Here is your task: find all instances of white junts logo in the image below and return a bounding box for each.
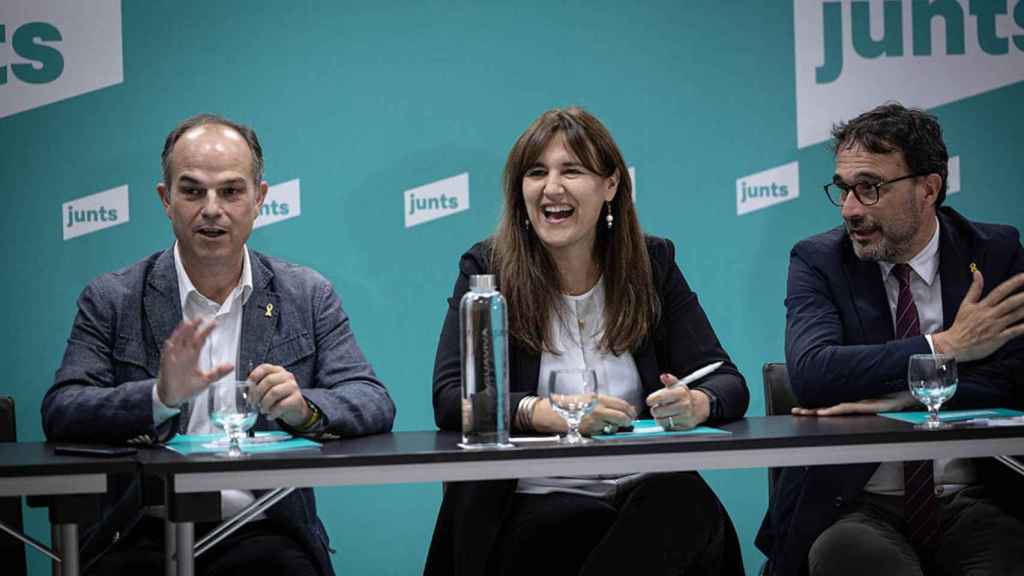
[736,161,800,216]
[404,172,469,228]
[62,185,129,240]
[1,0,123,119]
[794,0,1024,148]
[254,179,301,229]
[947,155,961,196]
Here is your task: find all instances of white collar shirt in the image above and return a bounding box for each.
[150,243,257,519]
[865,219,976,496]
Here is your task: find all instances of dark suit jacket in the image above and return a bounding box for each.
[43,248,397,575]
[424,236,749,576]
[756,207,1024,576]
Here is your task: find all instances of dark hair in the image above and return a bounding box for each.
[160,114,264,185]
[831,102,949,205]
[492,107,659,355]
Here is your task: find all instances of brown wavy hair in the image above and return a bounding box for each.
[492,107,659,355]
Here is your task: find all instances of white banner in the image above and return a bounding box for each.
[62,184,129,240]
[795,0,1024,148]
[254,179,302,229]
[1,0,123,119]
[404,172,469,228]
[737,161,800,216]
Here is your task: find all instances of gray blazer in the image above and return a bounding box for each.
[43,248,396,575]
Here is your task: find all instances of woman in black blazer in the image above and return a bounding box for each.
[426,107,749,576]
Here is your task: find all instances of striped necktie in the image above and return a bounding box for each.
[893,263,940,552]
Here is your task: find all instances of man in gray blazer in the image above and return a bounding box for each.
[43,114,396,575]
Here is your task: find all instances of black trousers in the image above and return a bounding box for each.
[808,486,1024,576]
[491,472,742,576]
[86,516,319,576]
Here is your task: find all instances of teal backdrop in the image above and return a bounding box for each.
[2,1,1023,574]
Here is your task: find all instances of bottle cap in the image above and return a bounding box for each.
[469,274,496,291]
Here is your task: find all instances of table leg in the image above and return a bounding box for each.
[165,519,176,576]
[58,524,78,576]
[175,522,194,576]
[995,455,1024,477]
[51,524,61,576]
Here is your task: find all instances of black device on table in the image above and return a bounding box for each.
[54,444,137,457]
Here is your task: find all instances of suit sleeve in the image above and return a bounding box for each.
[302,280,396,437]
[786,231,1024,409]
[431,254,470,431]
[43,282,176,443]
[657,239,749,422]
[784,247,930,407]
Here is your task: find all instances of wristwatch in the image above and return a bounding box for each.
[701,388,721,421]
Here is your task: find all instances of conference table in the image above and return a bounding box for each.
[0,443,137,576]
[134,414,1024,576]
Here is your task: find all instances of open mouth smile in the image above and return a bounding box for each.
[541,205,575,223]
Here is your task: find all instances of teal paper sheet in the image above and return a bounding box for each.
[879,408,1024,424]
[591,419,731,441]
[164,431,321,455]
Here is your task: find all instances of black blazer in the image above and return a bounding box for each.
[425,235,749,576]
[756,207,1024,575]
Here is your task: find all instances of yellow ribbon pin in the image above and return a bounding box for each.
[969,262,978,274]
[265,303,274,318]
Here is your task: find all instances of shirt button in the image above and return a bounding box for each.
[935,486,944,496]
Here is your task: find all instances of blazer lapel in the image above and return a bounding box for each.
[514,347,540,393]
[841,237,894,342]
[144,249,184,362]
[632,338,661,396]
[143,249,187,429]
[238,252,280,378]
[937,214,972,330]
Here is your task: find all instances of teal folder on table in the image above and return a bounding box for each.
[591,419,731,441]
[879,408,1024,425]
[165,431,321,455]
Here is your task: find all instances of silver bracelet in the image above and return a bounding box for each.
[516,395,539,432]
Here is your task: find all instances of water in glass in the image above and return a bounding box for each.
[546,369,597,444]
[907,354,957,429]
[208,379,258,456]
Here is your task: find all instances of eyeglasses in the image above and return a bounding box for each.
[824,173,926,207]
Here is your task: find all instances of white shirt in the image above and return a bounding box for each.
[864,220,977,496]
[150,243,260,518]
[537,279,644,412]
[518,278,644,498]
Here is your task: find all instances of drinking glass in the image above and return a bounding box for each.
[208,379,258,457]
[546,369,598,445]
[907,354,958,429]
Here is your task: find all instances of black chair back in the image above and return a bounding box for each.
[762,363,797,509]
[0,396,28,576]
[763,362,797,417]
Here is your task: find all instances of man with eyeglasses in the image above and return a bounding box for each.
[756,103,1024,576]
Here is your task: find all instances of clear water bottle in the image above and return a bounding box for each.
[459,274,512,449]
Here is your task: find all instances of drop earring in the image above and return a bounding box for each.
[605,201,614,230]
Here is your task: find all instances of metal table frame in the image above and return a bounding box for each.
[137,415,1024,576]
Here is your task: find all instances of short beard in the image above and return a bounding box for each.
[851,236,905,262]
[848,198,922,263]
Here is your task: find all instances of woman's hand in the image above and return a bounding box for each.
[528,398,570,434]
[580,395,637,436]
[646,373,711,430]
